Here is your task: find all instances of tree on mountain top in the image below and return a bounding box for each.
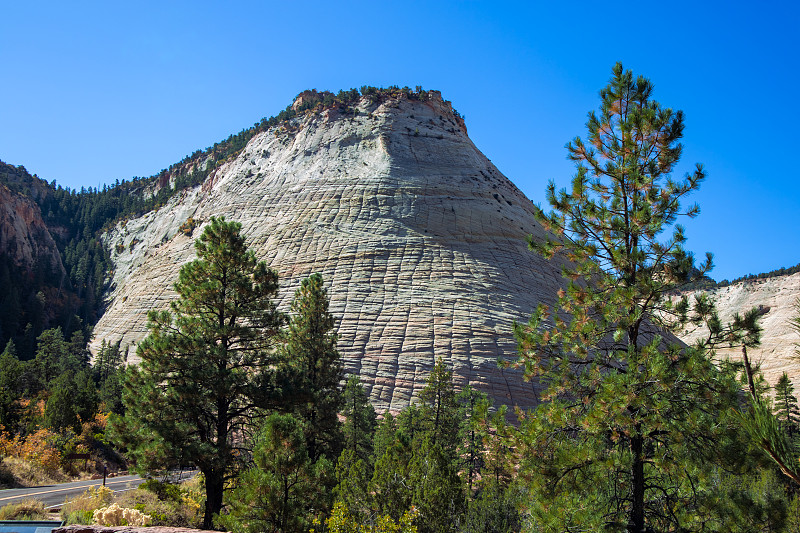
[514,63,761,532]
[110,217,284,529]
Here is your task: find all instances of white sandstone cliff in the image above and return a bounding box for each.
[91,92,567,412]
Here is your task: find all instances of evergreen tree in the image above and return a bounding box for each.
[514,63,761,532]
[374,359,469,532]
[370,413,413,521]
[218,413,332,533]
[409,438,465,533]
[280,273,343,463]
[110,217,283,529]
[775,372,800,439]
[341,375,377,463]
[333,449,373,524]
[372,411,399,464]
[93,340,126,414]
[44,369,97,432]
[416,357,461,454]
[334,375,378,521]
[456,385,487,494]
[30,327,71,391]
[0,340,23,429]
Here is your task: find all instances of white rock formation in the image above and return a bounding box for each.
[92,92,569,412]
[678,273,800,387]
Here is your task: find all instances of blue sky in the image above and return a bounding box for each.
[2,1,798,281]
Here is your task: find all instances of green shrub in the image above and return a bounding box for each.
[63,509,94,525]
[116,486,202,528]
[0,498,47,520]
[140,479,183,502]
[60,485,113,523]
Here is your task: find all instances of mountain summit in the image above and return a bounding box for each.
[92,89,566,412]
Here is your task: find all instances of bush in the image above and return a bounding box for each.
[0,498,47,520]
[317,501,418,533]
[2,456,66,486]
[141,479,183,502]
[116,483,203,528]
[61,485,113,523]
[179,217,198,236]
[93,502,151,526]
[18,428,62,474]
[0,460,17,488]
[63,509,94,525]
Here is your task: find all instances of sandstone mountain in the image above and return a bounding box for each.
[678,273,800,387]
[90,90,568,413]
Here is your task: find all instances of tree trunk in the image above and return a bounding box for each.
[203,467,224,530]
[629,432,645,532]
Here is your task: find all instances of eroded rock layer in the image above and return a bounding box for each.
[678,273,800,387]
[92,92,568,412]
[0,182,64,275]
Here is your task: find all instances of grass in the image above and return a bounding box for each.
[61,485,114,524]
[60,477,204,528]
[0,457,68,487]
[0,498,48,520]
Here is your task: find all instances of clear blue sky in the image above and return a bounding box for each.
[2,1,798,282]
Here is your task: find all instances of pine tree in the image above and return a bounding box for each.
[333,448,373,524]
[456,385,487,494]
[218,413,332,533]
[30,327,71,391]
[409,438,465,533]
[775,372,800,439]
[514,63,761,532]
[110,217,283,529]
[93,339,126,414]
[341,375,377,462]
[280,273,343,463]
[371,413,413,521]
[0,340,22,429]
[406,359,467,532]
[44,369,97,432]
[416,357,461,454]
[93,339,123,384]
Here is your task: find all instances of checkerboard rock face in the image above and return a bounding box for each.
[91,92,570,413]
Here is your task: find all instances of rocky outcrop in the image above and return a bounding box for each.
[91,91,570,412]
[0,182,64,275]
[676,273,800,387]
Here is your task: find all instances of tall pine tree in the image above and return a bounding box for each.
[110,217,283,529]
[514,63,760,532]
[280,273,343,463]
[774,372,800,439]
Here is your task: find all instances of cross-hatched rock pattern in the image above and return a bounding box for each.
[92,92,570,412]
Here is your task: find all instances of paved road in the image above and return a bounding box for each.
[0,471,196,509]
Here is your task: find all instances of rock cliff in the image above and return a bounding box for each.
[677,273,800,387]
[90,91,569,412]
[0,182,64,276]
